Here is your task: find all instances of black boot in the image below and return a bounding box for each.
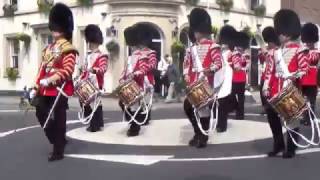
[86,126,101,132]
[188,134,199,147]
[127,123,140,137]
[48,145,64,162]
[195,134,208,148]
[283,128,299,159]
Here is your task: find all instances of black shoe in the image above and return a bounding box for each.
[86,126,101,132]
[126,125,140,137]
[282,151,296,159]
[195,135,208,148]
[48,153,64,162]
[188,135,199,147]
[267,148,283,157]
[216,127,226,133]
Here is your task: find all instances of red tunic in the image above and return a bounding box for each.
[228,50,247,83]
[299,48,320,86]
[80,51,108,89]
[264,42,309,98]
[182,39,222,87]
[35,40,77,96]
[258,49,268,81]
[120,48,157,88]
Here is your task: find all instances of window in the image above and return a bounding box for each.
[9,39,20,69]
[41,34,53,48]
[250,0,262,10]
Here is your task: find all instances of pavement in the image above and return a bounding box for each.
[1,91,320,180]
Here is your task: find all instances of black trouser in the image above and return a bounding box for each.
[216,95,232,131]
[231,82,246,118]
[84,105,104,129]
[183,99,210,137]
[301,85,317,113]
[35,96,68,153]
[266,104,299,153]
[260,79,267,108]
[119,101,150,131]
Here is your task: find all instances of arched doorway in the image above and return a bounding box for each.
[128,22,163,62]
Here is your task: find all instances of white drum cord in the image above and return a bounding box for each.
[284,102,320,148]
[77,93,102,125]
[123,91,153,126]
[192,98,218,136]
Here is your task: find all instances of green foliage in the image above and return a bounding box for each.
[6,67,19,81]
[242,26,254,39]
[77,0,93,7]
[16,33,31,44]
[37,0,53,14]
[185,0,200,6]
[253,4,266,17]
[212,26,219,37]
[216,0,233,12]
[171,40,185,55]
[106,40,120,56]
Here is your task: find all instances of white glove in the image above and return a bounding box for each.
[29,89,37,99]
[39,79,49,87]
[133,71,143,76]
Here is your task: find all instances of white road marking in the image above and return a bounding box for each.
[67,119,273,146]
[65,154,174,166]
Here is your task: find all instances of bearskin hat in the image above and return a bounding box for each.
[188,27,196,44]
[49,3,74,41]
[301,23,319,43]
[274,9,301,40]
[135,23,153,47]
[189,8,212,34]
[84,24,103,45]
[235,31,250,49]
[262,26,280,46]
[218,25,237,46]
[124,25,138,46]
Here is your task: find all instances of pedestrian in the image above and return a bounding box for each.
[164,56,179,103]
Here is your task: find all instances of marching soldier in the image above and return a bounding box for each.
[215,25,237,132]
[263,9,309,158]
[30,3,78,161]
[183,8,222,148]
[79,24,108,132]
[119,24,157,137]
[229,31,250,120]
[300,23,320,125]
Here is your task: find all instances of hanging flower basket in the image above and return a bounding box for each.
[212,26,219,38]
[185,0,200,6]
[37,0,53,14]
[171,40,185,55]
[106,40,120,57]
[16,33,31,50]
[242,26,254,39]
[254,4,266,17]
[2,3,17,17]
[6,67,19,81]
[216,0,233,12]
[77,0,93,7]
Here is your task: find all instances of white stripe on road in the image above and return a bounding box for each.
[164,148,320,162]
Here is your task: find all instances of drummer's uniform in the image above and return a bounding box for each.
[264,41,309,156]
[300,48,320,113]
[228,49,247,119]
[34,39,77,154]
[183,39,222,145]
[79,50,108,130]
[119,48,157,134]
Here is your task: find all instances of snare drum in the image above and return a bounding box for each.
[74,79,100,105]
[269,83,307,124]
[186,79,215,110]
[117,79,143,107]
